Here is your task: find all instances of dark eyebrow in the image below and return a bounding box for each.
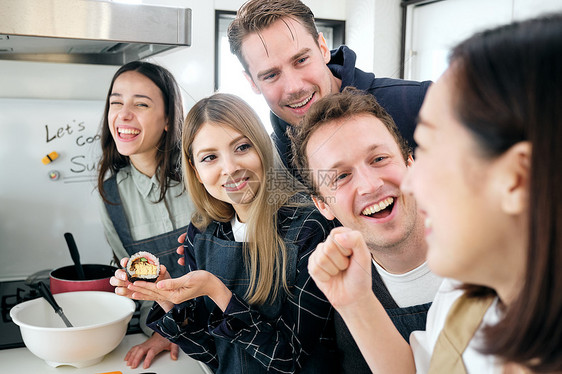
[195,135,248,158]
[109,93,153,102]
[257,67,278,80]
[326,144,382,170]
[292,48,311,61]
[256,48,311,80]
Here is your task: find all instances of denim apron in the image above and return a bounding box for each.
[335,262,431,374]
[192,215,332,374]
[103,175,187,278]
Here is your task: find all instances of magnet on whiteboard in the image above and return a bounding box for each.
[48,170,60,181]
[42,151,59,165]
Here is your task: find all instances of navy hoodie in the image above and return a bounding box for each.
[271,45,432,171]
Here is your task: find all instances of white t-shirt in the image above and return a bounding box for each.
[373,260,443,307]
[231,215,248,242]
[410,279,503,374]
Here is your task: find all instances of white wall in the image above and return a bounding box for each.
[404,0,562,82]
[346,0,403,78]
[0,61,118,100]
[346,0,375,73]
[372,0,402,78]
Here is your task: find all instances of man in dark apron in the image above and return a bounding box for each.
[289,88,443,373]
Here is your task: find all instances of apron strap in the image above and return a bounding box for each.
[204,221,220,236]
[372,263,400,309]
[428,293,495,374]
[103,174,134,246]
[282,208,304,244]
[281,207,313,287]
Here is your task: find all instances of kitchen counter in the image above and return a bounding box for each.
[0,333,213,374]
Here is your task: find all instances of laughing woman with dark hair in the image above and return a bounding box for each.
[97,61,194,370]
[307,13,562,374]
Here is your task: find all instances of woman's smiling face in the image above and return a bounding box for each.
[401,70,525,289]
[190,122,263,222]
[107,70,167,169]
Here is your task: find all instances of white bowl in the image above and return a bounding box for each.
[10,291,135,368]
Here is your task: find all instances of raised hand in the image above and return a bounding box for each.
[308,227,373,310]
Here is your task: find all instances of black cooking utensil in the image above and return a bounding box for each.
[35,281,73,328]
[64,232,85,280]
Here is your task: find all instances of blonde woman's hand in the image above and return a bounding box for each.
[154,270,233,311]
[123,264,174,311]
[176,232,187,266]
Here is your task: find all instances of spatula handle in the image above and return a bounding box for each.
[36,281,73,327]
[64,232,86,280]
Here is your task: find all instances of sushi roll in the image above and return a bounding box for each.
[126,251,160,282]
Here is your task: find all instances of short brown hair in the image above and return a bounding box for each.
[289,87,411,196]
[227,0,318,73]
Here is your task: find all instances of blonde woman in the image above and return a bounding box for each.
[112,93,336,373]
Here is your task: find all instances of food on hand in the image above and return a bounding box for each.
[126,251,160,282]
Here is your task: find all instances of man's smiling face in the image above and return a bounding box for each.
[241,17,340,126]
[306,114,420,251]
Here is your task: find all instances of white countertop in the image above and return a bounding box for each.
[0,334,213,374]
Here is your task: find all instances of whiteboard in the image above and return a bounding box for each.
[0,98,114,280]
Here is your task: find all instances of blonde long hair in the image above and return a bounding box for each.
[182,93,306,305]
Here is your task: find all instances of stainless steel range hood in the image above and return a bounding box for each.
[0,0,191,65]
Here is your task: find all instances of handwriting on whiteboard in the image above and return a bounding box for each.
[44,119,102,184]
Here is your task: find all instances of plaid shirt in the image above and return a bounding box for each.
[147,206,335,373]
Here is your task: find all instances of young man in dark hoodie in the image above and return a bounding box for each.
[227,0,431,173]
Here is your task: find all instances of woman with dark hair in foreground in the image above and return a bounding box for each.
[308,13,562,373]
